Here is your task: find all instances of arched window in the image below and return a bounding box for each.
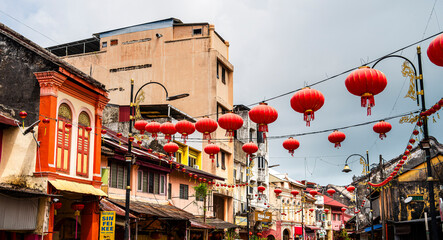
[76,112,91,177]
[56,103,72,173]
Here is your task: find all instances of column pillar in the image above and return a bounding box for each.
[34,71,66,173]
[92,96,108,185]
[81,199,100,240]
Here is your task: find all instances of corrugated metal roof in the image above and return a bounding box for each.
[193,217,238,229]
[190,220,215,229]
[100,199,137,218]
[49,179,107,197]
[109,198,194,220]
[322,195,348,208]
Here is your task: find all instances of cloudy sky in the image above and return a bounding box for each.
[1,0,442,186]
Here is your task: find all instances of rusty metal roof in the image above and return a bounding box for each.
[109,198,194,220]
[190,220,215,229]
[193,217,238,229]
[100,199,137,218]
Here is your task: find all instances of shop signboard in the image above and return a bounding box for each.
[100,211,115,240]
[254,211,272,222]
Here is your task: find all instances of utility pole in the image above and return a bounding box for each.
[380,155,386,240]
[417,46,439,240]
[246,154,250,239]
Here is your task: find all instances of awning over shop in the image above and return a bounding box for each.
[49,179,107,196]
[193,218,238,229]
[190,220,215,229]
[294,226,303,235]
[0,112,19,126]
[100,199,136,218]
[109,198,194,220]
[364,224,382,232]
[306,225,321,230]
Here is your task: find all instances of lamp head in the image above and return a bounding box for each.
[342,164,352,173]
[166,93,189,101]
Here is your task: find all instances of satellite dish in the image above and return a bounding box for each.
[404,197,412,204]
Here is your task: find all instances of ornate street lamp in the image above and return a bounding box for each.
[124,80,188,240]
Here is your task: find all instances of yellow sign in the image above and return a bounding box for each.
[254,211,272,222]
[235,216,247,226]
[100,211,115,240]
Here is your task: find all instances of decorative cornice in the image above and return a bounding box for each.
[34,71,67,97]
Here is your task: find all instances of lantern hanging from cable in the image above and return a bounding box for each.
[291,190,299,197]
[218,112,243,141]
[290,87,325,126]
[175,120,195,143]
[71,202,84,239]
[341,207,346,212]
[427,33,443,67]
[160,121,176,142]
[274,188,282,197]
[163,142,179,158]
[242,142,259,161]
[309,190,318,197]
[53,201,62,215]
[347,185,355,193]
[195,116,218,142]
[328,130,346,148]
[134,120,148,134]
[324,209,329,214]
[373,120,392,140]
[145,121,161,139]
[282,137,300,156]
[326,188,336,196]
[257,185,266,193]
[248,102,278,139]
[19,111,27,129]
[204,143,220,162]
[42,118,50,135]
[345,66,387,115]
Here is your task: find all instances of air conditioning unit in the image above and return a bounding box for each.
[193,165,200,170]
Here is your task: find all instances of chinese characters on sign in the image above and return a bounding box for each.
[100,211,115,240]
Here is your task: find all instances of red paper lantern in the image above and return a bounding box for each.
[101,129,107,134]
[160,122,176,142]
[373,121,392,140]
[324,209,329,214]
[390,172,396,176]
[175,120,195,143]
[326,188,336,196]
[328,130,346,148]
[85,126,92,132]
[175,163,181,169]
[309,190,318,197]
[394,166,400,171]
[347,186,355,193]
[188,173,193,178]
[195,116,218,142]
[407,145,413,150]
[182,168,186,173]
[193,174,197,179]
[439,99,443,106]
[341,207,346,212]
[345,66,387,115]
[65,123,72,129]
[204,143,220,162]
[42,118,50,124]
[248,102,278,138]
[404,150,410,156]
[257,186,266,193]
[283,137,300,156]
[145,121,161,139]
[399,159,405,164]
[134,120,148,134]
[163,142,179,157]
[291,190,299,197]
[409,139,415,144]
[290,87,325,126]
[137,140,142,145]
[413,130,419,136]
[309,208,314,212]
[128,137,134,142]
[433,104,441,111]
[242,142,259,161]
[116,132,122,138]
[218,112,243,139]
[71,202,84,211]
[427,33,443,67]
[417,121,423,127]
[274,188,282,196]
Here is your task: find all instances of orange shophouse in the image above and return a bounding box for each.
[0,22,109,240]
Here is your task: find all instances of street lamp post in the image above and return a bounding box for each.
[124,79,189,240]
[343,151,373,240]
[370,47,439,240]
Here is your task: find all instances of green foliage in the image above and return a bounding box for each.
[224,229,240,240]
[338,229,351,240]
[250,234,266,240]
[193,183,208,199]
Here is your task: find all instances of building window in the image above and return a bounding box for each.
[56,103,72,173]
[189,156,196,168]
[233,169,237,182]
[193,28,202,35]
[216,153,219,168]
[216,62,219,79]
[109,162,127,189]
[176,152,182,164]
[110,39,118,46]
[137,169,165,194]
[168,183,172,199]
[221,151,226,170]
[76,112,90,177]
[221,67,226,84]
[102,42,107,48]
[180,184,189,199]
